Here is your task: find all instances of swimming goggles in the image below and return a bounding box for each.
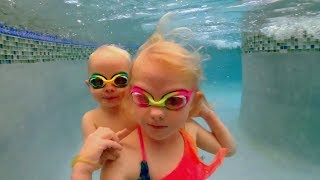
[130,86,194,110]
[88,72,129,89]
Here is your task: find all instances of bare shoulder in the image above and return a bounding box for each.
[81,109,99,139]
[101,130,141,179]
[82,110,98,127]
[185,118,201,139]
[83,108,100,120]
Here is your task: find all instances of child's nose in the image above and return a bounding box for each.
[150,107,165,121]
[104,83,115,92]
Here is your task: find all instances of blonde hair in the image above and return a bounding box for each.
[132,39,209,117]
[133,19,203,86]
[89,44,131,63]
[135,42,203,85]
[130,12,214,117]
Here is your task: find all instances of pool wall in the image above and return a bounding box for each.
[0,24,97,64]
[240,33,320,164]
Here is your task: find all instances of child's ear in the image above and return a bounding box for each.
[189,90,204,118]
[85,80,90,88]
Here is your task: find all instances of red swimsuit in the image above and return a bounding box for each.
[137,126,228,180]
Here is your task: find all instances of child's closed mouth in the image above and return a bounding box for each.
[102,96,119,100]
[147,124,168,129]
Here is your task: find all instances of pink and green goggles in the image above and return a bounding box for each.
[130,86,195,110]
[88,72,128,89]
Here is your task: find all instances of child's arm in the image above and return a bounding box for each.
[100,132,140,179]
[190,97,236,157]
[72,163,94,180]
[72,127,130,179]
[197,107,236,156]
[82,112,97,140]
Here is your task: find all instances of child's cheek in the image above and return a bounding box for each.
[133,107,146,123]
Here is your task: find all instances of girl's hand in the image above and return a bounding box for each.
[192,100,212,118]
[77,127,124,171]
[99,128,131,163]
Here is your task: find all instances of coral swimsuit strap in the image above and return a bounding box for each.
[162,128,228,180]
[137,126,151,180]
[137,126,228,180]
[179,128,229,176]
[138,126,147,161]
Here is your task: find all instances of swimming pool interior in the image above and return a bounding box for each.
[1,0,320,179]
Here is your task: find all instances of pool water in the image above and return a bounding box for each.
[1,0,320,179]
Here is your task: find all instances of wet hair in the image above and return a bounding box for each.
[89,44,131,63]
[130,12,212,116]
[133,33,203,86]
[133,12,206,85]
[87,44,132,76]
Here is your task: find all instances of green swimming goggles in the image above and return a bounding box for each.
[88,72,129,89]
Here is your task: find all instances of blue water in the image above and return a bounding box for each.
[1,0,320,179]
[0,48,319,180]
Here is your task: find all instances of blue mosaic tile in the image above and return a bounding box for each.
[0,33,96,64]
[242,33,320,53]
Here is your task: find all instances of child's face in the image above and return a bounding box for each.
[131,59,196,140]
[87,52,131,108]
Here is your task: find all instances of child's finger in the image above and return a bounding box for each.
[110,133,120,143]
[101,140,123,151]
[101,146,121,157]
[107,149,120,158]
[94,127,115,140]
[103,153,118,161]
[97,128,120,142]
[100,149,120,161]
[116,128,133,140]
[96,127,121,143]
[104,149,120,159]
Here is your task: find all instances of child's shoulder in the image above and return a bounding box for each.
[83,108,98,117]
[84,107,116,120]
[81,109,101,128]
[82,109,97,121]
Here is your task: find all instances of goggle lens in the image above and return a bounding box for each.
[131,92,150,107]
[130,87,193,110]
[113,76,128,88]
[165,95,187,110]
[89,73,128,89]
[89,77,104,88]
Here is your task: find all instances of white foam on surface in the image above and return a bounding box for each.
[209,39,241,49]
[260,14,320,40]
